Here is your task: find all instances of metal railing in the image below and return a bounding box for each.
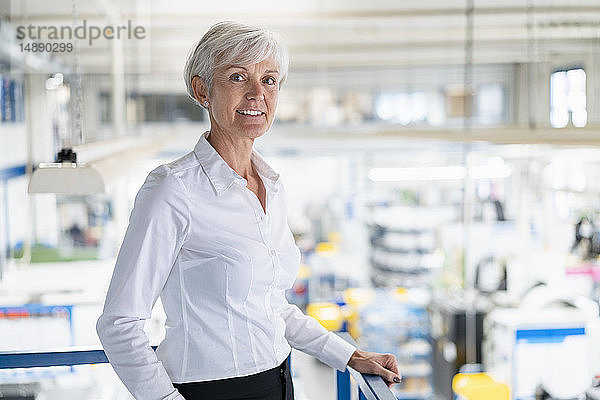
[0,341,395,400]
[335,332,397,400]
[336,366,397,400]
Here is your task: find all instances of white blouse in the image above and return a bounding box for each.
[96,132,356,400]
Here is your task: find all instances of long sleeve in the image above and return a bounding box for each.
[279,300,356,372]
[96,167,190,400]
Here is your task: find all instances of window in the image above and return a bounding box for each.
[550,68,586,128]
[374,91,445,126]
[477,84,504,125]
[99,93,205,123]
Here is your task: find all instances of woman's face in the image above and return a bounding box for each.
[203,56,280,140]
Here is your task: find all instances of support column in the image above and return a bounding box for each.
[111,26,126,138]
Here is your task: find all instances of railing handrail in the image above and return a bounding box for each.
[0,339,396,400]
[346,368,397,400]
[0,346,156,369]
[336,332,397,400]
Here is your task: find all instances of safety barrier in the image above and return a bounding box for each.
[336,367,397,400]
[0,346,118,369]
[335,332,397,400]
[0,341,395,400]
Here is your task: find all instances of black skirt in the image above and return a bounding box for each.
[173,356,294,400]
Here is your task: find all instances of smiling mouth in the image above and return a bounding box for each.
[236,109,265,116]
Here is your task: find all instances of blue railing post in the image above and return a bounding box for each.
[336,368,352,400]
[359,388,368,400]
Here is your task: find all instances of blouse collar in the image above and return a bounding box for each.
[193,131,280,196]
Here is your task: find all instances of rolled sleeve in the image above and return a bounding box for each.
[96,167,190,400]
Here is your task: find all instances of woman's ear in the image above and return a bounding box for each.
[191,76,209,107]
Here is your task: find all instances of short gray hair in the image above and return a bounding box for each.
[184,21,289,106]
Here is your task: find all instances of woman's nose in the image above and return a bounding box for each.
[245,79,264,101]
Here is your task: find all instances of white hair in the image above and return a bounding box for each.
[184,21,289,107]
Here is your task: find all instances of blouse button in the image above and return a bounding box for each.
[270,249,276,256]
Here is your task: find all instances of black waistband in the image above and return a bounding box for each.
[174,357,289,399]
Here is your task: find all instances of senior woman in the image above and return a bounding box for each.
[97,21,401,400]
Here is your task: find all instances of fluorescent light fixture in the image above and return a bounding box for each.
[468,165,511,179]
[28,162,105,194]
[369,164,511,182]
[369,166,465,181]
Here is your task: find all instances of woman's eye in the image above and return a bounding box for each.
[230,74,244,82]
[263,76,276,85]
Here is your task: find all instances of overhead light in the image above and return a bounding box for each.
[369,166,466,181]
[45,73,64,90]
[28,148,105,194]
[369,164,511,182]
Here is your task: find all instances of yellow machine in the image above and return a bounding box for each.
[452,372,510,400]
[342,288,375,339]
[306,302,345,332]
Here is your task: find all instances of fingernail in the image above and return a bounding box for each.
[393,377,401,383]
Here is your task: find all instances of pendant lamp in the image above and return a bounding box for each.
[28,1,105,195]
[28,148,105,194]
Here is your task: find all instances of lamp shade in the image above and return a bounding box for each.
[28,162,105,194]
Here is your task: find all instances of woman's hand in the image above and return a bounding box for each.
[347,349,402,388]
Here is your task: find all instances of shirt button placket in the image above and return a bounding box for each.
[264,213,274,255]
